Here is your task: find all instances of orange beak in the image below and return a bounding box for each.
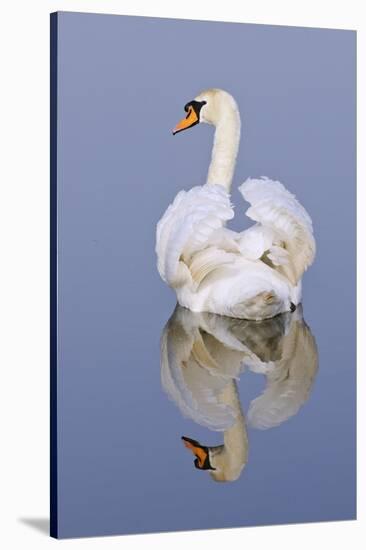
[172,106,199,135]
[181,436,208,468]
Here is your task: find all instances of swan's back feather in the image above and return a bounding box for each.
[156,185,234,287]
[189,246,236,285]
[239,177,316,285]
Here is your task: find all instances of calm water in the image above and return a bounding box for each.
[54,12,356,538]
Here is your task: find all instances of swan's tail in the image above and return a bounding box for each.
[239,177,316,285]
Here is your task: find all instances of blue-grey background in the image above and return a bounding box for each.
[55,12,356,538]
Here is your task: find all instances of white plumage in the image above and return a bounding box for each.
[156,89,316,320]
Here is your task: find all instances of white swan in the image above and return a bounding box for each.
[156,89,316,320]
[160,305,318,482]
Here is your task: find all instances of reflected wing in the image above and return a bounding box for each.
[160,308,239,431]
[247,308,318,429]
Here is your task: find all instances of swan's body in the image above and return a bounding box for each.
[156,89,315,320]
[161,305,318,481]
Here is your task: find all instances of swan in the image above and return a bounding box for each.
[160,304,318,482]
[156,89,316,320]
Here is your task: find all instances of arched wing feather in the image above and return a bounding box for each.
[239,177,316,285]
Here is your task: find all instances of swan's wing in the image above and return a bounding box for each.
[238,177,316,285]
[156,185,234,288]
[247,311,318,429]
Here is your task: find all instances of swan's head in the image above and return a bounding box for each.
[182,435,246,482]
[172,88,239,135]
[181,436,216,471]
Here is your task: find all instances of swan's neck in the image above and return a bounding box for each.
[206,108,241,192]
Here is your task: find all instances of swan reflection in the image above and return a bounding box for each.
[160,305,318,482]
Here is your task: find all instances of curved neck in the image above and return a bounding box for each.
[210,380,248,481]
[221,380,247,460]
[206,108,241,192]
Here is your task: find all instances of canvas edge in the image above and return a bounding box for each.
[50,10,58,540]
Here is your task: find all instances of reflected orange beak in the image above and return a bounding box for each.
[181,436,208,468]
[172,106,199,135]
